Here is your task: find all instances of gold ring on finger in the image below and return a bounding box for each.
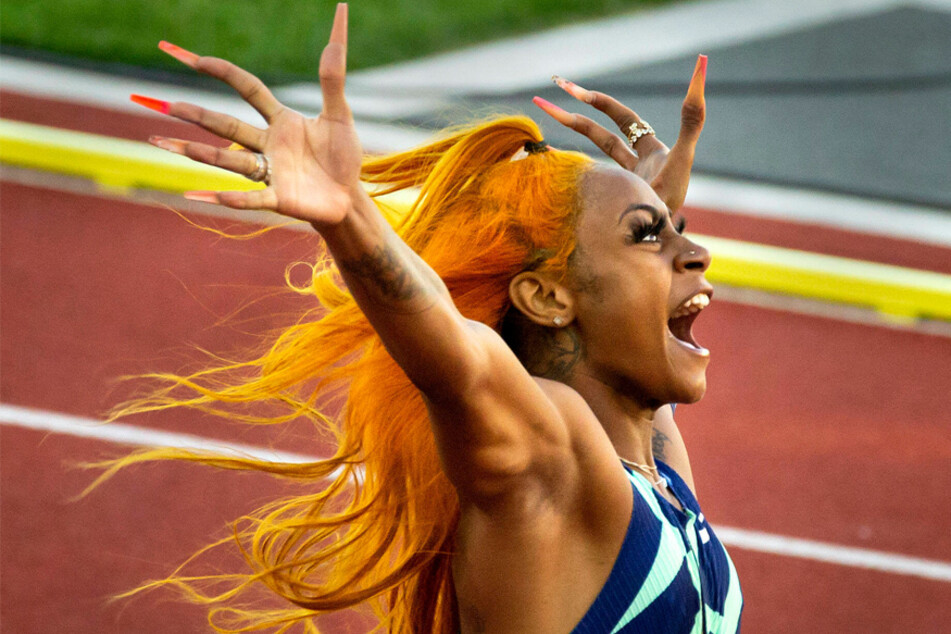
[626,120,655,147]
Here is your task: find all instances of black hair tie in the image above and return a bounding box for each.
[524,140,549,154]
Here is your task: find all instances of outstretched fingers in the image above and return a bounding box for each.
[532,97,639,172]
[153,137,279,209]
[651,55,707,211]
[319,3,351,123]
[553,76,668,160]
[131,94,267,150]
[159,41,283,123]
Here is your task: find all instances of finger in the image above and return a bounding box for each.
[171,101,269,150]
[158,41,199,68]
[185,189,279,211]
[131,94,268,151]
[149,135,261,177]
[678,54,707,143]
[532,96,574,126]
[552,76,668,158]
[319,3,351,123]
[159,41,283,122]
[196,57,284,122]
[532,97,638,171]
[651,55,707,211]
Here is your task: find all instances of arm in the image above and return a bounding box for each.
[323,174,568,506]
[141,6,569,507]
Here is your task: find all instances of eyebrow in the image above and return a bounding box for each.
[617,204,664,225]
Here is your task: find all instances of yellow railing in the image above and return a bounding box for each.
[2,118,949,321]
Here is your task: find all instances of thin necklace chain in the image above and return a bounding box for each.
[618,457,667,489]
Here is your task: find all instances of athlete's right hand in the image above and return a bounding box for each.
[135,3,362,230]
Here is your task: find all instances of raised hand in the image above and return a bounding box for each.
[533,55,707,213]
[131,3,361,229]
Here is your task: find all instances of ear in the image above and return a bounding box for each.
[508,271,576,327]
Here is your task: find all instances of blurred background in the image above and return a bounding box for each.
[2,0,950,632]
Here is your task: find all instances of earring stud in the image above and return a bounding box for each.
[553,316,565,327]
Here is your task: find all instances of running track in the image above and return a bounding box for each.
[2,91,951,633]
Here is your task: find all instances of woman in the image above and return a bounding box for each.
[112,4,742,632]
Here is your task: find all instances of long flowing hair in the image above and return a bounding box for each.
[92,115,593,633]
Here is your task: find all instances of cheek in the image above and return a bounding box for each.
[604,269,669,323]
[577,272,668,344]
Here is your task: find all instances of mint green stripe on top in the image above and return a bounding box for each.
[610,522,688,633]
[705,550,744,633]
[626,470,667,522]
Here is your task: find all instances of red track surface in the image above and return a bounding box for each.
[2,92,951,633]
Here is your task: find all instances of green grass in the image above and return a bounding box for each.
[1,0,676,82]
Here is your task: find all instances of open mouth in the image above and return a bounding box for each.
[667,292,710,350]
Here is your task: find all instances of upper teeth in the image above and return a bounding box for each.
[670,293,710,318]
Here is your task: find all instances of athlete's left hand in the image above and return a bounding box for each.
[533,55,706,213]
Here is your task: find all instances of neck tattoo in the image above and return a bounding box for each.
[619,457,668,490]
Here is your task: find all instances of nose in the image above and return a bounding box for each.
[674,240,711,273]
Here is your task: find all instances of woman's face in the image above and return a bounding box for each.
[568,165,713,407]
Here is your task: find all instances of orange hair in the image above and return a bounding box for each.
[95,115,594,633]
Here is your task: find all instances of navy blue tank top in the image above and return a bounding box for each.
[571,461,743,633]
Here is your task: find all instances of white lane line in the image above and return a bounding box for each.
[3,402,951,582]
[716,526,951,583]
[0,402,318,464]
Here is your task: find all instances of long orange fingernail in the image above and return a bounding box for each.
[130,94,170,114]
[685,55,707,104]
[532,96,573,125]
[158,41,200,68]
[184,190,220,204]
[552,75,593,104]
[149,135,187,153]
[695,54,708,83]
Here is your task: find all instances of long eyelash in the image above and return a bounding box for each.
[628,215,667,243]
[675,216,687,234]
